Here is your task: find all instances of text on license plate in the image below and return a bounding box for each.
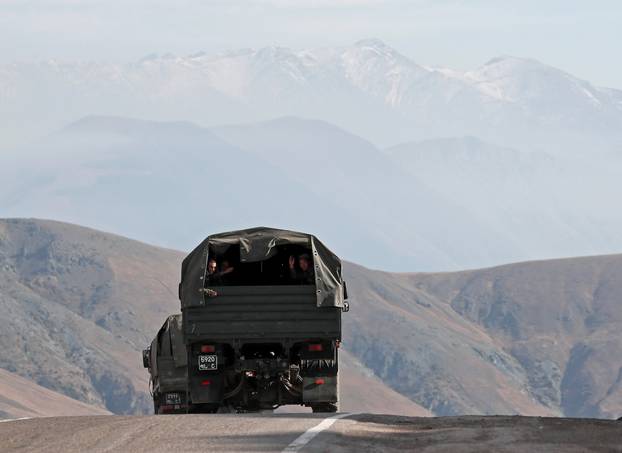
[198,354,218,371]
[164,392,182,405]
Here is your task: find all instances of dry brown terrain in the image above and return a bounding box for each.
[344,258,622,418]
[0,368,110,419]
[338,350,432,416]
[1,218,621,420]
[0,218,184,414]
[0,218,430,417]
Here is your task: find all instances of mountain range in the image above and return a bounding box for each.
[2,39,621,271]
[1,39,621,150]
[1,115,621,272]
[1,219,620,419]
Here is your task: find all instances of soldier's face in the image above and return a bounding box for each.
[299,258,310,272]
[208,261,217,274]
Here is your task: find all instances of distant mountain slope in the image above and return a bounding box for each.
[214,117,622,269]
[338,350,432,416]
[0,218,433,416]
[408,255,622,418]
[277,350,433,416]
[4,115,621,271]
[0,116,376,260]
[1,40,621,149]
[0,218,183,414]
[385,137,622,263]
[344,262,557,417]
[1,115,501,271]
[213,116,501,270]
[0,368,111,419]
[345,255,622,419]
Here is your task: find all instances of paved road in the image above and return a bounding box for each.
[1,413,620,452]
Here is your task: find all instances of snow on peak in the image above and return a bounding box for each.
[475,55,563,83]
[461,55,609,107]
[339,40,429,106]
[2,41,621,148]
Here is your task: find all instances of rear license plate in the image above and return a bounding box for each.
[198,354,218,371]
[164,392,182,405]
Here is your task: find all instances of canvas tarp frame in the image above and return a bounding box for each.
[179,227,344,309]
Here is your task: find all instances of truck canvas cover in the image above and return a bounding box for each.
[180,227,344,309]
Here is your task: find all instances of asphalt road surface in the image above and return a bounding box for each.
[1,413,620,452]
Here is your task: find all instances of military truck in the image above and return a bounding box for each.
[142,314,188,414]
[179,227,349,413]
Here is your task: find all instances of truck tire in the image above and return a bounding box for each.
[153,395,161,415]
[311,403,338,413]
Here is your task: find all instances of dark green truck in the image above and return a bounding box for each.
[179,227,349,413]
[142,314,188,414]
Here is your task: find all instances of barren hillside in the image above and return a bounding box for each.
[0,368,110,419]
[344,257,622,418]
[1,218,620,419]
[0,218,428,416]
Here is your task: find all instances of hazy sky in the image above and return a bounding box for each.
[1,0,621,87]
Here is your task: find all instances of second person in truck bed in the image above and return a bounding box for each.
[288,253,314,284]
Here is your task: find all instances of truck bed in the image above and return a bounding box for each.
[183,285,341,343]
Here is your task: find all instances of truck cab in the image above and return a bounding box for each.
[143,314,188,414]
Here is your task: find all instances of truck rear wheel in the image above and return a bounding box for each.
[153,394,161,415]
[311,403,338,413]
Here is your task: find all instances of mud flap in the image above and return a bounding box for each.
[189,373,225,404]
[302,376,338,403]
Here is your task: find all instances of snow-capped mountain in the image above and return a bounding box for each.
[2,39,621,150]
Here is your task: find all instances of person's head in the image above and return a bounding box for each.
[298,254,311,272]
[221,260,232,271]
[208,259,217,274]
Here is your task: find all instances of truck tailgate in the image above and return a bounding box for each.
[183,285,341,341]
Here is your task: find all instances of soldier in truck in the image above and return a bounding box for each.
[218,260,236,285]
[288,253,314,284]
[206,258,221,285]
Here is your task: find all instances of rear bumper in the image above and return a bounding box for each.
[158,403,188,414]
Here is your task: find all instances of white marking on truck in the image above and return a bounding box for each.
[281,413,355,452]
